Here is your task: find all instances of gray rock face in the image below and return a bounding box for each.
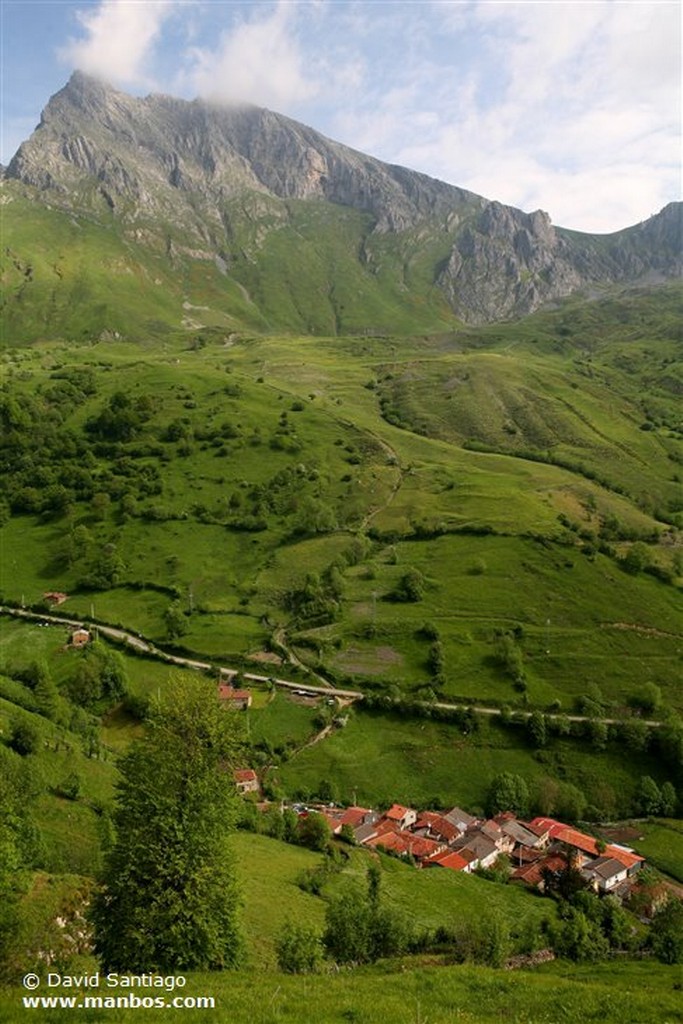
[6,72,681,323]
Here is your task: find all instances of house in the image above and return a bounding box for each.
[338,806,377,830]
[366,829,444,863]
[443,805,477,832]
[233,769,259,795]
[582,856,629,893]
[218,684,252,709]
[477,819,515,853]
[499,819,545,851]
[382,803,418,830]
[71,628,91,648]
[44,591,68,605]
[411,812,461,844]
[354,820,380,845]
[425,849,472,873]
[512,853,568,891]
[451,832,499,871]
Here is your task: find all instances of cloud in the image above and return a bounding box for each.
[332,2,680,231]
[59,0,173,88]
[184,2,318,109]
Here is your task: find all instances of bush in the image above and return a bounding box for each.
[275,920,324,973]
[8,719,41,756]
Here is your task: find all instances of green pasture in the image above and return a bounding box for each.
[276,706,670,815]
[630,819,683,882]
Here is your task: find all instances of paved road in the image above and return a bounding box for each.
[0,605,663,726]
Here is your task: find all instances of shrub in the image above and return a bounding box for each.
[275,921,324,973]
[8,719,41,756]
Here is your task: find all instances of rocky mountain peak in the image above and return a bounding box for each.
[5,73,681,325]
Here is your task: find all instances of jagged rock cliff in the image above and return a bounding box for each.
[5,72,681,325]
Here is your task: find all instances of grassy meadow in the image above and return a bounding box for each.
[1,205,682,1022]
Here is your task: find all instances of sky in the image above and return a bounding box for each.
[1,0,680,233]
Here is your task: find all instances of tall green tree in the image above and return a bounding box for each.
[92,679,245,972]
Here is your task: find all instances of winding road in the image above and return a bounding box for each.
[1,604,666,729]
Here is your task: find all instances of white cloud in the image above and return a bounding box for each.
[48,0,679,231]
[184,2,318,109]
[332,2,681,231]
[59,0,173,88]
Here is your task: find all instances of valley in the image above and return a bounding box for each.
[0,70,681,1024]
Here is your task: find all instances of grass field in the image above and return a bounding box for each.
[1,299,681,716]
[629,820,683,882]
[2,960,682,1024]
[275,706,670,816]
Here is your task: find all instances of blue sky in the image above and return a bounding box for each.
[1,0,680,232]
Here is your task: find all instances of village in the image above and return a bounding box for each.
[233,764,647,901]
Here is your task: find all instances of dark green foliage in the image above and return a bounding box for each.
[649,899,683,964]
[493,630,525,686]
[8,718,40,756]
[0,748,46,978]
[635,775,662,815]
[323,866,410,965]
[628,682,662,715]
[527,711,547,748]
[550,905,610,962]
[392,568,426,602]
[57,771,82,801]
[91,679,246,972]
[487,772,529,816]
[65,641,128,710]
[296,812,332,852]
[164,601,188,639]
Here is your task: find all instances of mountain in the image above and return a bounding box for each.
[3,71,681,333]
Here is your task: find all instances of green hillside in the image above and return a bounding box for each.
[1,189,681,1017]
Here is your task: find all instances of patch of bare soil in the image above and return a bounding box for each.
[334,644,403,675]
[597,825,643,843]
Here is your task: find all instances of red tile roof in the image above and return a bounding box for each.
[528,817,567,838]
[512,853,567,887]
[385,803,413,821]
[218,685,252,701]
[233,769,258,783]
[426,850,470,872]
[339,806,372,828]
[530,820,644,871]
[412,812,460,842]
[367,830,442,861]
[604,845,644,870]
[554,826,600,857]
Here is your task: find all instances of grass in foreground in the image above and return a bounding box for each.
[1,960,682,1024]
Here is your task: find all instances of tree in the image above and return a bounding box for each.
[296,811,332,852]
[650,899,683,964]
[164,601,188,640]
[393,568,426,602]
[527,711,547,748]
[323,866,409,965]
[486,772,529,816]
[620,542,650,575]
[92,679,246,972]
[660,781,678,817]
[34,672,59,721]
[8,719,40,757]
[587,719,608,752]
[635,775,662,816]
